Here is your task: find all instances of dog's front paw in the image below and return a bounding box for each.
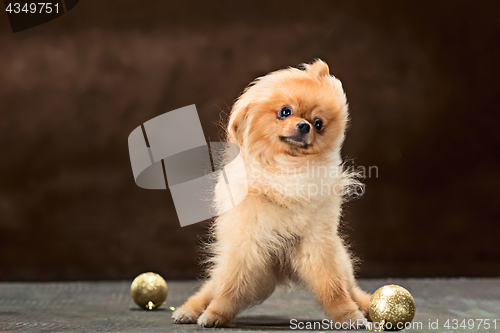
[337,309,367,329]
[197,309,230,328]
[172,305,200,324]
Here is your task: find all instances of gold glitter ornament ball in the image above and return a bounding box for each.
[130,272,168,310]
[369,285,415,331]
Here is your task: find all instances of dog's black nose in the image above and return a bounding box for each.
[297,122,310,134]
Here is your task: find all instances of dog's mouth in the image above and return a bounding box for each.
[280,136,309,148]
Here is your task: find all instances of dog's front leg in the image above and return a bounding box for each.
[293,234,367,328]
[172,279,215,324]
[197,238,275,328]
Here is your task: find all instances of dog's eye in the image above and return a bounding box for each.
[279,106,292,118]
[313,118,323,131]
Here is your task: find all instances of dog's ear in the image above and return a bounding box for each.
[227,102,248,146]
[305,59,330,78]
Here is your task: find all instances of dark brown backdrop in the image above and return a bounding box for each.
[0,0,499,281]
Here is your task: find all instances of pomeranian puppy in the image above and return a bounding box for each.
[172,59,371,328]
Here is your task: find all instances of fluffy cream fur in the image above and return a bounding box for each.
[172,59,371,328]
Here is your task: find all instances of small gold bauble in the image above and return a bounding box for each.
[130,272,168,310]
[369,285,416,331]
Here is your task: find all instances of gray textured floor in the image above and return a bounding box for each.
[0,279,499,332]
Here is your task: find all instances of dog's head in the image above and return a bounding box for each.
[228,60,348,165]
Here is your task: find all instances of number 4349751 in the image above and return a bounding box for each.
[444,318,497,330]
[5,2,60,14]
